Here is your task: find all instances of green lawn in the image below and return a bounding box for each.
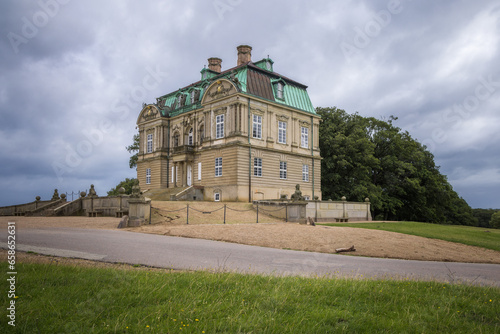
[2,262,499,333]
[319,222,500,252]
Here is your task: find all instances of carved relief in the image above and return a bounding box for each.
[253,149,263,158]
[183,115,194,128]
[214,107,227,115]
[299,120,311,127]
[276,114,289,122]
[251,107,265,116]
[142,105,159,121]
[202,79,236,104]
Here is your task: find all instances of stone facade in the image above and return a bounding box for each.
[137,45,322,202]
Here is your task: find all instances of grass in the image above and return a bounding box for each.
[2,262,499,333]
[319,221,500,252]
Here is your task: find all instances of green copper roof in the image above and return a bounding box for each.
[156,59,317,116]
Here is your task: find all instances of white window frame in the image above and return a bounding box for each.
[147,134,153,153]
[254,158,262,177]
[171,166,174,183]
[252,115,262,139]
[215,157,222,177]
[190,90,196,104]
[146,168,151,185]
[214,193,220,201]
[216,114,224,139]
[276,82,284,99]
[302,164,309,182]
[278,121,287,144]
[301,127,309,148]
[188,128,193,146]
[198,162,202,180]
[279,161,287,179]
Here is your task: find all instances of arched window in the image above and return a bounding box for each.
[188,128,193,146]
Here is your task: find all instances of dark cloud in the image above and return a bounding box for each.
[1,0,499,208]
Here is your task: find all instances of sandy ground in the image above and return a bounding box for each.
[1,216,499,264]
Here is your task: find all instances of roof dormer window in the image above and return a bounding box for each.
[271,78,286,101]
[276,82,284,99]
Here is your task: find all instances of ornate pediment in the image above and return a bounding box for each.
[140,105,160,122]
[183,115,195,128]
[276,114,290,122]
[299,120,311,127]
[251,107,265,116]
[201,79,237,104]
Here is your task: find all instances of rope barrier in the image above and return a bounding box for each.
[226,207,254,212]
[151,206,187,213]
[189,206,225,214]
[151,203,288,224]
[258,206,286,213]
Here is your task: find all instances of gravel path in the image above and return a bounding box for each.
[2,216,499,264]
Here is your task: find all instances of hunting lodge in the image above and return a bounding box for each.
[136,45,322,202]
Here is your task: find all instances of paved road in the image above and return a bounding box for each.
[2,228,500,287]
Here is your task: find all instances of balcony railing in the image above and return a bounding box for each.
[172,145,194,154]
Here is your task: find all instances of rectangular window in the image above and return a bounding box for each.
[279,161,287,179]
[215,157,222,177]
[190,90,195,104]
[276,82,284,99]
[302,164,309,182]
[301,127,309,148]
[198,162,202,180]
[146,168,151,185]
[147,134,153,153]
[278,121,287,144]
[216,114,224,139]
[188,128,193,146]
[214,193,220,201]
[254,158,262,177]
[252,115,262,139]
[171,166,174,183]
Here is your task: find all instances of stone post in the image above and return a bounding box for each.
[127,184,151,226]
[365,197,372,221]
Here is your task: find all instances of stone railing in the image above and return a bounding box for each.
[253,200,307,223]
[306,198,372,222]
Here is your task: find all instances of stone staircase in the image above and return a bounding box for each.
[142,187,191,201]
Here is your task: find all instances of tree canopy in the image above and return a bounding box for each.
[107,178,137,196]
[127,133,140,169]
[317,107,477,225]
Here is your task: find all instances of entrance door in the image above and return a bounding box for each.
[187,164,192,186]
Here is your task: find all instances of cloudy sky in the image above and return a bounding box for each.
[1,0,499,208]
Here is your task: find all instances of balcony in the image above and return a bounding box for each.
[172,145,194,155]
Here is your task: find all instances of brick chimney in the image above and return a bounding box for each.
[208,57,222,73]
[237,45,252,65]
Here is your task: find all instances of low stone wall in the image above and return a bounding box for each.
[0,199,60,216]
[80,196,130,217]
[254,201,307,223]
[306,200,372,222]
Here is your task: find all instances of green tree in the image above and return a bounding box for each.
[472,208,498,228]
[317,106,477,225]
[107,178,138,196]
[127,133,140,169]
[490,211,500,229]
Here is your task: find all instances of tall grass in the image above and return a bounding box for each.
[320,221,500,251]
[1,262,499,333]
